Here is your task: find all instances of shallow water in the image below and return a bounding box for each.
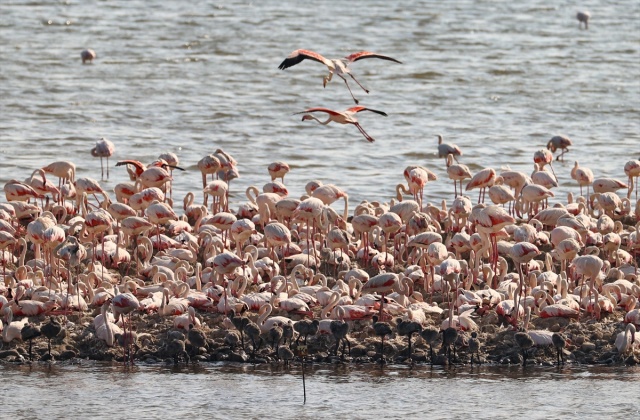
[1,362,639,419]
[1,0,639,211]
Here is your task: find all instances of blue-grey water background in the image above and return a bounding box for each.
[1,0,639,418]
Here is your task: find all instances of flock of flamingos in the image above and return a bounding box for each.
[2,38,640,367]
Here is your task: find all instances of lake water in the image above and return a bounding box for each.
[1,362,639,419]
[1,0,640,417]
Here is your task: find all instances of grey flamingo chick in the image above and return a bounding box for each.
[278,345,295,366]
[442,327,459,365]
[167,338,190,365]
[552,333,567,366]
[41,316,63,359]
[330,319,350,358]
[268,324,284,351]
[421,326,439,365]
[372,315,393,364]
[396,317,422,357]
[282,323,294,347]
[294,319,319,346]
[468,331,480,365]
[243,320,262,359]
[21,323,42,361]
[514,332,534,366]
[188,324,207,355]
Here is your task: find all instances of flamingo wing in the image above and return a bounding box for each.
[115,160,146,176]
[344,51,402,64]
[278,49,331,70]
[294,107,340,116]
[346,106,388,117]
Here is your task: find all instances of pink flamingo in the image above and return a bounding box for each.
[267,161,290,182]
[466,168,496,203]
[296,106,387,143]
[91,138,115,179]
[571,161,594,201]
[279,49,401,103]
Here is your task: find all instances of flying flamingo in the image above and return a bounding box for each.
[278,49,402,104]
[296,106,387,143]
[91,138,115,180]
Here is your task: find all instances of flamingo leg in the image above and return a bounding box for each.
[348,72,369,93]
[338,74,360,104]
[354,122,375,143]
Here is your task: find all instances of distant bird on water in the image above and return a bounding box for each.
[546,135,572,162]
[278,49,402,104]
[296,106,387,143]
[577,11,591,29]
[81,49,97,64]
[91,137,115,180]
[437,134,462,162]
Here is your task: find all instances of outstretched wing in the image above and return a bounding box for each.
[278,49,331,70]
[293,107,340,116]
[346,106,388,117]
[344,51,402,64]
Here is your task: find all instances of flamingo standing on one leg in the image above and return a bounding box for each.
[278,49,402,104]
[296,106,387,143]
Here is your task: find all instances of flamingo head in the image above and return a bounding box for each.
[301,115,313,122]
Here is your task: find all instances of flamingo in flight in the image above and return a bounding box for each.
[278,49,402,104]
[295,106,387,143]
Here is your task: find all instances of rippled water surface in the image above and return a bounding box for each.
[1,0,638,209]
[1,362,639,419]
[1,0,639,417]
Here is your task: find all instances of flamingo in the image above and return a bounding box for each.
[577,11,591,29]
[624,160,640,199]
[362,272,400,320]
[437,134,462,162]
[267,161,290,183]
[546,135,572,161]
[466,168,496,203]
[446,154,472,197]
[571,161,594,201]
[296,106,387,143]
[197,154,221,189]
[81,49,96,63]
[91,138,115,179]
[615,324,639,355]
[278,49,401,103]
[42,161,76,192]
